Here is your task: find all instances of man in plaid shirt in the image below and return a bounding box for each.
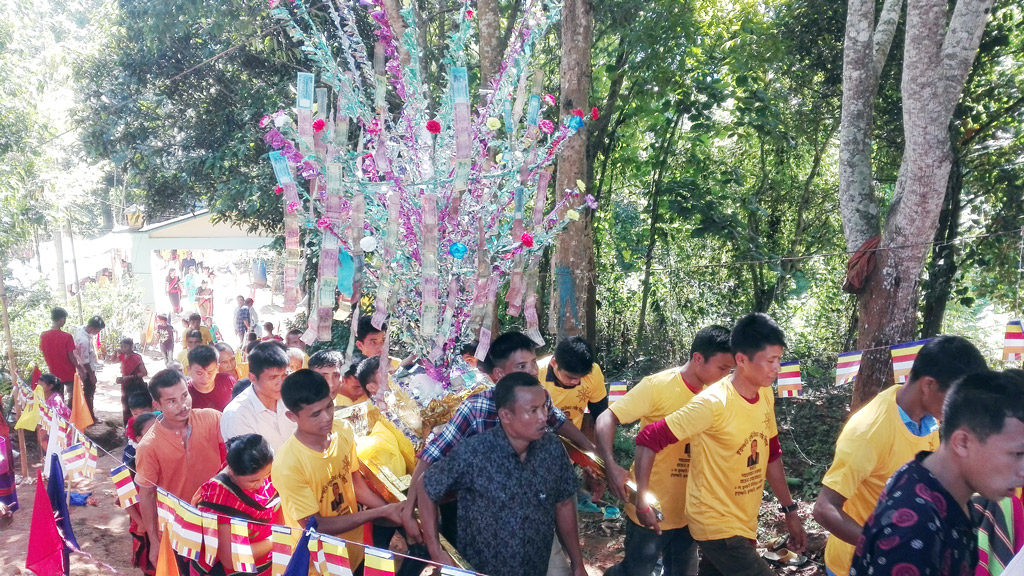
[233,295,251,348]
[405,331,594,575]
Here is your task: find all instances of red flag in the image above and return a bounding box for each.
[30,366,42,387]
[26,470,66,576]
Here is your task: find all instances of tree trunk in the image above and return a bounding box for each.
[548,0,594,341]
[920,145,963,337]
[477,0,501,89]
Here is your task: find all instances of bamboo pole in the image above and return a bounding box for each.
[0,263,27,477]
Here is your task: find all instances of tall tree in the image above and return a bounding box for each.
[840,0,995,408]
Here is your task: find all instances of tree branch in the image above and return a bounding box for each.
[872,0,904,79]
[940,0,995,111]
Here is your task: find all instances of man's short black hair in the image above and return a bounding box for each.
[248,341,289,378]
[494,372,543,411]
[128,391,153,411]
[308,350,345,370]
[287,328,303,338]
[281,369,330,413]
[187,345,218,369]
[148,369,186,402]
[188,312,202,322]
[87,315,106,331]
[356,356,380,393]
[908,335,987,391]
[186,329,203,341]
[480,331,536,375]
[51,307,68,323]
[691,325,732,360]
[730,313,786,358]
[940,370,1024,443]
[553,337,595,376]
[357,315,386,343]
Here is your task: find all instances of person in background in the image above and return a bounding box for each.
[813,335,988,576]
[851,370,1024,576]
[196,279,214,319]
[155,314,176,366]
[39,307,82,390]
[192,434,283,576]
[286,347,305,373]
[245,298,261,338]
[214,342,240,386]
[538,336,607,438]
[124,413,158,478]
[36,373,71,456]
[286,329,306,352]
[183,266,199,308]
[188,313,214,345]
[124,413,159,576]
[117,338,149,425]
[180,251,197,274]
[73,315,105,420]
[187,346,231,412]
[124,391,156,451]
[233,295,251,350]
[309,350,346,400]
[356,356,382,398]
[261,322,283,342]
[221,342,295,450]
[177,329,204,369]
[166,268,182,314]
[204,316,224,344]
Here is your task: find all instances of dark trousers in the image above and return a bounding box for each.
[371,524,430,576]
[696,536,774,576]
[604,518,698,576]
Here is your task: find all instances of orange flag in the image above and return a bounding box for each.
[70,374,94,431]
[155,528,181,576]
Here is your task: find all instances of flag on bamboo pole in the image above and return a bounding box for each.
[834,350,862,386]
[43,416,64,477]
[777,361,803,398]
[110,464,139,507]
[172,500,204,561]
[46,454,79,551]
[15,385,45,431]
[1003,320,1024,361]
[229,517,256,573]
[155,528,181,576]
[891,339,929,384]
[199,510,219,569]
[363,546,395,576]
[26,469,66,576]
[607,382,628,403]
[319,533,353,576]
[270,524,294,576]
[156,488,177,532]
[59,443,87,473]
[70,373,94,431]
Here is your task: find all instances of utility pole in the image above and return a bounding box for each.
[66,211,85,322]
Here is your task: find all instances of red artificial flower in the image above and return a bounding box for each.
[466,9,474,18]
[426,119,441,134]
[312,118,326,133]
[274,186,284,195]
[591,107,599,120]
[571,108,584,118]
[521,232,534,248]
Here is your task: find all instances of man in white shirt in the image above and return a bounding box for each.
[220,341,295,449]
[72,315,105,419]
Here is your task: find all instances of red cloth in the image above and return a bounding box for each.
[768,435,782,463]
[26,469,66,576]
[39,329,76,383]
[120,352,144,378]
[635,419,679,453]
[187,377,233,412]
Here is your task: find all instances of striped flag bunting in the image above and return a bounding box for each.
[271,524,294,576]
[172,501,204,561]
[110,465,139,507]
[83,441,98,477]
[608,382,628,403]
[156,488,177,532]
[777,361,803,398]
[60,443,87,473]
[834,350,862,386]
[319,534,353,576]
[1004,320,1024,361]
[199,511,219,569]
[364,546,396,576]
[229,517,256,573]
[890,339,929,384]
[308,532,325,575]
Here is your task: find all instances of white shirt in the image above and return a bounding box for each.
[73,326,100,371]
[220,384,296,451]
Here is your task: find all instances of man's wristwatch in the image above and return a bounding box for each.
[779,501,799,514]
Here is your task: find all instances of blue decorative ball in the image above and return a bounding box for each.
[449,242,468,259]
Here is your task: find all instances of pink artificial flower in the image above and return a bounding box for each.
[591,107,599,120]
[274,186,284,195]
[571,108,584,118]
[258,115,271,128]
[521,232,534,248]
[585,194,598,209]
[312,118,326,133]
[268,0,279,7]
[466,9,474,18]
[316,216,331,229]
[287,201,299,213]
[543,94,556,106]
[539,119,555,134]
[426,119,441,134]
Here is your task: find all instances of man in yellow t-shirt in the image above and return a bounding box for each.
[538,336,607,431]
[271,369,404,569]
[812,335,987,576]
[634,313,806,576]
[177,330,204,369]
[598,325,734,576]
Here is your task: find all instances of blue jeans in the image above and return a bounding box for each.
[604,518,698,576]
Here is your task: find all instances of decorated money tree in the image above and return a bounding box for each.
[260,0,595,442]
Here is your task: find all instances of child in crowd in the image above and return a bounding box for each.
[180,317,192,348]
[117,338,149,425]
[192,434,283,576]
[262,322,282,342]
[189,312,214,345]
[244,332,260,356]
[125,413,158,576]
[124,412,158,477]
[155,314,175,365]
[204,316,224,344]
[36,374,71,454]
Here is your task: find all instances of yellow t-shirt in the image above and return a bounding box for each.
[821,385,939,575]
[367,406,416,474]
[177,348,190,369]
[271,420,367,566]
[356,421,407,476]
[537,355,607,428]
[610,366,705,530]
[335,394,369,408]
[665,378,777,541]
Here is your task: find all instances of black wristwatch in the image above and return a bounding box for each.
[780,501,799,514]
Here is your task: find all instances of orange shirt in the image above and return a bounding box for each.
[135,408,226,501]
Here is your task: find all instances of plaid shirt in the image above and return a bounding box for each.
[234,305,250,334]
[418,387,568,464]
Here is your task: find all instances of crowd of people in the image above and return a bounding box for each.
[12,304,1024,576]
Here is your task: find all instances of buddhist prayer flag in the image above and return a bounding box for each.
[1003,320,1024,361]
[835,350,862,386]
[319,534,353,576]
[60,443,87,473]
[307,532,325,574]
[891,339,928,384]
[83,441,98,477]
[15,385,45,431]
[199,511,219,569]
[271,524,294,576]
[111,465,139,508]
[281,520,315,576]
[172,501,204,561]
[229,517,256,573]
[607,382,628,403]
[363,546,395,576]
[156,488,177,532]
[777,361,803,398]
